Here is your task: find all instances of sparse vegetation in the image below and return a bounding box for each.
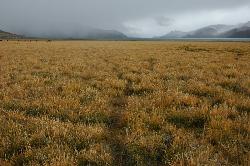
[0,41,249,165]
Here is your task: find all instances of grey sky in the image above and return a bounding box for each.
[0,0,250,37]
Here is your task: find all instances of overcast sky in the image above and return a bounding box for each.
[0,0,250,37]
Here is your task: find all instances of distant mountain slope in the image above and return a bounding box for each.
[221,26,250,38]
[205,24,235,33]
[1,26,127,40]
[0,30,23,39]
[16,28,128,40]
[185,27,219,38]
[185,24,236,38]
[157,21,250,39]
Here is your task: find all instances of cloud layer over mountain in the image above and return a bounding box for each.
[0,0,250,37]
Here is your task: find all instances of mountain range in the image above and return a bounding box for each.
[158,21,250,39]
[1,21,250,40]
[0,30,23,39]
[26,28,128,40]
[0,28,128,40]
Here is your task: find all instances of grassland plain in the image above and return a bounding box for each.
[0,40,249,165]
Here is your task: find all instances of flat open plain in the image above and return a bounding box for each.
[0,41,249,165]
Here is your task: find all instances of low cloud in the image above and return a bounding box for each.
[0,0,250,37]
[123,6,250,37]
[155,16,174,27]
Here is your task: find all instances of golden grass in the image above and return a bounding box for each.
[0,40,249,165]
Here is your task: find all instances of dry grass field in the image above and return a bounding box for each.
[0,40,249,165]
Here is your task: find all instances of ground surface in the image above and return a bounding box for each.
[0,41,249,165]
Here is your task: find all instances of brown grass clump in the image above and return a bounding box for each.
[0,41,250,165]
